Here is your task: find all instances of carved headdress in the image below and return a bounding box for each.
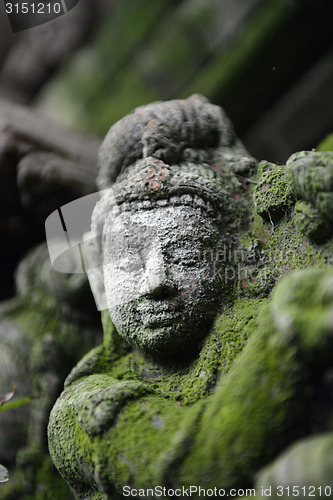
[92,94,256,235]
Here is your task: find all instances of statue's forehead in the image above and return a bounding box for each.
[105,205,217,240]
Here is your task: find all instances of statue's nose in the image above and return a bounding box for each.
[138,246,176,298]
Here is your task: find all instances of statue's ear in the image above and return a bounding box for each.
[82,232,107,311]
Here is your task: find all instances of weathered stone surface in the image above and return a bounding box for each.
[97,94,254,188]
[0,244,102,499]
[253,161,295,223]
[286,150,333,243]
[47,96,333,498]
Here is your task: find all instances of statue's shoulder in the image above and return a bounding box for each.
[64,344,113,387]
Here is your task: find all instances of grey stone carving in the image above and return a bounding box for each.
[88,95,256,357]
[47,95,333,499]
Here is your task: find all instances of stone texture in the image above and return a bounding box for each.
[45,96,333,498]
[0,244,102,499]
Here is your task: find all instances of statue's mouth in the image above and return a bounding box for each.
[143,312,183,328]
[135,299,182,326]
[140,305,183,324]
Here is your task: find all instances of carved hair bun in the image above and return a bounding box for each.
[97,94,254,189]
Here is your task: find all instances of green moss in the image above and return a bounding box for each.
[109,297,264,405]
[47,155,333,497]
[65,297,264,406]
[49,297,267,495]
[253,162,295,223]
[50,272,333,495]
[178,309,308,488]
[248,168,333,298]
[294,200,333,244]
[0,245,101,500]
[286,151,333,243]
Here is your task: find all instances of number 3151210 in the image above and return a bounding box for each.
[5,3,62,14]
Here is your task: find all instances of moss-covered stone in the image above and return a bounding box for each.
[286,150,333,243]
[48,297,266,496]
[253,161,295,223]
[49,266,333,497]
[0,244,102,499]
[45,99,333,497]
[294,200,332,244]
[48,206,333,497]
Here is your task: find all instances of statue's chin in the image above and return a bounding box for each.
[117,321,208,359]
[109,298,218,359]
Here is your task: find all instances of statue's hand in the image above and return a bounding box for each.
[286,151,333,243]
[72,376,149,436]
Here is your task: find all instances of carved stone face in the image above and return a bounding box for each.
[102,204,226,357]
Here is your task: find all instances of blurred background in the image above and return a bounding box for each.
[0,0,333,298]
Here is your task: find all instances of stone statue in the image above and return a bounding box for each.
[0,243,102,499]
[48,95,333,499]
[0,100,101,499]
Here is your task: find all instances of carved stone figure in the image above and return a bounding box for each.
[0,101,102,499]
[48,95,333,499]
[0,244,102,499]
[93,160,247,359]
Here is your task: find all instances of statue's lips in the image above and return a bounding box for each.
[143,314,182,328]
[132,297,186,328]
[138,307,183,328]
